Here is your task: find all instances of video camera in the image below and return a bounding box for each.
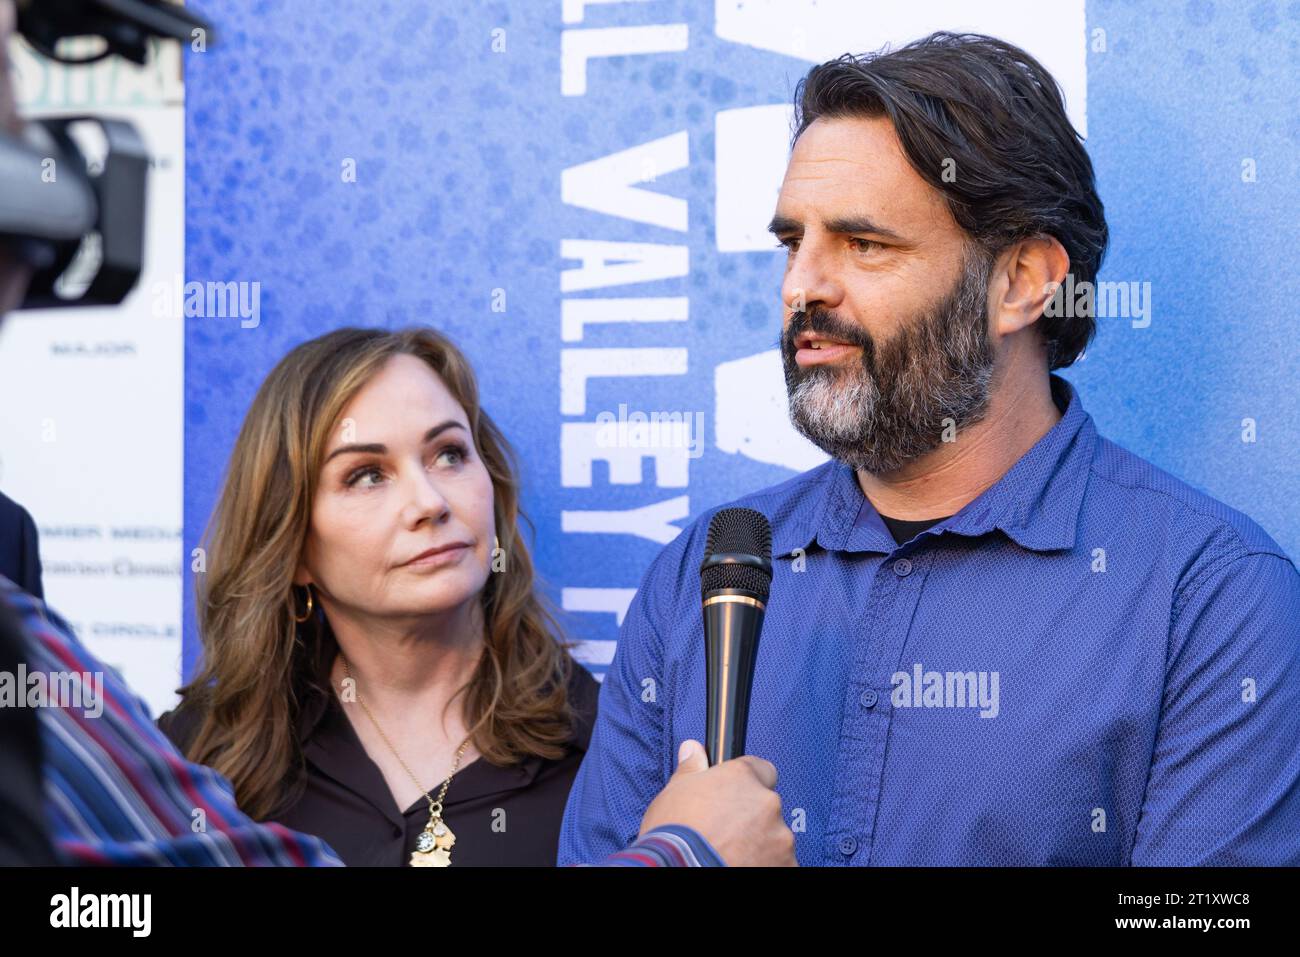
[0,0,211,309]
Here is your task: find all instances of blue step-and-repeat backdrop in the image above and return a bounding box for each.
[183,0,1299,679]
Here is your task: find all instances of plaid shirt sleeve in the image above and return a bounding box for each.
[1,577,343,866]
[569,824,725,867]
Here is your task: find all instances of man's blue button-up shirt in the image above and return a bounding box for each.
[558,373,1300,865]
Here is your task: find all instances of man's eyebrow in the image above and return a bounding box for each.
[323,420,465,464]
[767,212,906,243]
[767,214,801,236]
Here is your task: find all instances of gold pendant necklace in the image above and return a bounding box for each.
[409,795,457,867]
[339,653,472,868]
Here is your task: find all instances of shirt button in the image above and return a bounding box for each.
[859,689,878,709]
[893,558,913,576]
[838,836,858,857]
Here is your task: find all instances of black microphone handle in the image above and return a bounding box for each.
[703,588,766,766]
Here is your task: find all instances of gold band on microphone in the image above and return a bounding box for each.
[702,594,765,611]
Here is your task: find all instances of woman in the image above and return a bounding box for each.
[158,326,599,866]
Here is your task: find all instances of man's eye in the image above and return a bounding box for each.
[776,237,799,253]
[851,238,880,253]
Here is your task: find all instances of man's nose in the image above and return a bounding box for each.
[781,236,844,318]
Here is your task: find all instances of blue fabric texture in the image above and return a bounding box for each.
[558,373,1300,866]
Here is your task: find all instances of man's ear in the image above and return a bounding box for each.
[990,235,1070,338]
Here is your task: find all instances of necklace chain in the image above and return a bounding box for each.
[339,652,471,819]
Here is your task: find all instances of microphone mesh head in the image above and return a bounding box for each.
[701,507,773,598]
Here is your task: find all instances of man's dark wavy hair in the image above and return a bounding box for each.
[792,32,1108,370]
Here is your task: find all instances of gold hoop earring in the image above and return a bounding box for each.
[292,584,314,623]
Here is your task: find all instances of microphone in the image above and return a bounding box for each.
[699,507,773,766]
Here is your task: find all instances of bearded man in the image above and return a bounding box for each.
[559,32,1300,867]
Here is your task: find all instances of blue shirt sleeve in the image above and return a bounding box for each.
[557,536,686,865]
[1130,551,1300,865]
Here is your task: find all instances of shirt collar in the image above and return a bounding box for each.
[774,372,1096,557]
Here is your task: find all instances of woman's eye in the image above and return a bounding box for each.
[345,466,385,488]
[433,444,468,468]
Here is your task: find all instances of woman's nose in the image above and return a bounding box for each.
[400,467,451,527]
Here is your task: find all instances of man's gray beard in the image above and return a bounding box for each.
[784,247,998,475]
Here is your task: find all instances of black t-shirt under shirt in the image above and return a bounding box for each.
[877,511,953,546]
[870,364,1069,546]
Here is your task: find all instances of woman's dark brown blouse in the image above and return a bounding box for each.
[156,631,600,867]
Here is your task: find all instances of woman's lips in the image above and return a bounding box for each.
[402,543,471,569]
[795,341,861,367]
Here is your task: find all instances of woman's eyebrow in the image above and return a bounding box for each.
[323,420,465,464]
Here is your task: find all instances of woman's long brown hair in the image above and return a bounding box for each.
[178,327,578,821]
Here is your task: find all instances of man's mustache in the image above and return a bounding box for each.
[783,309,874,355]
